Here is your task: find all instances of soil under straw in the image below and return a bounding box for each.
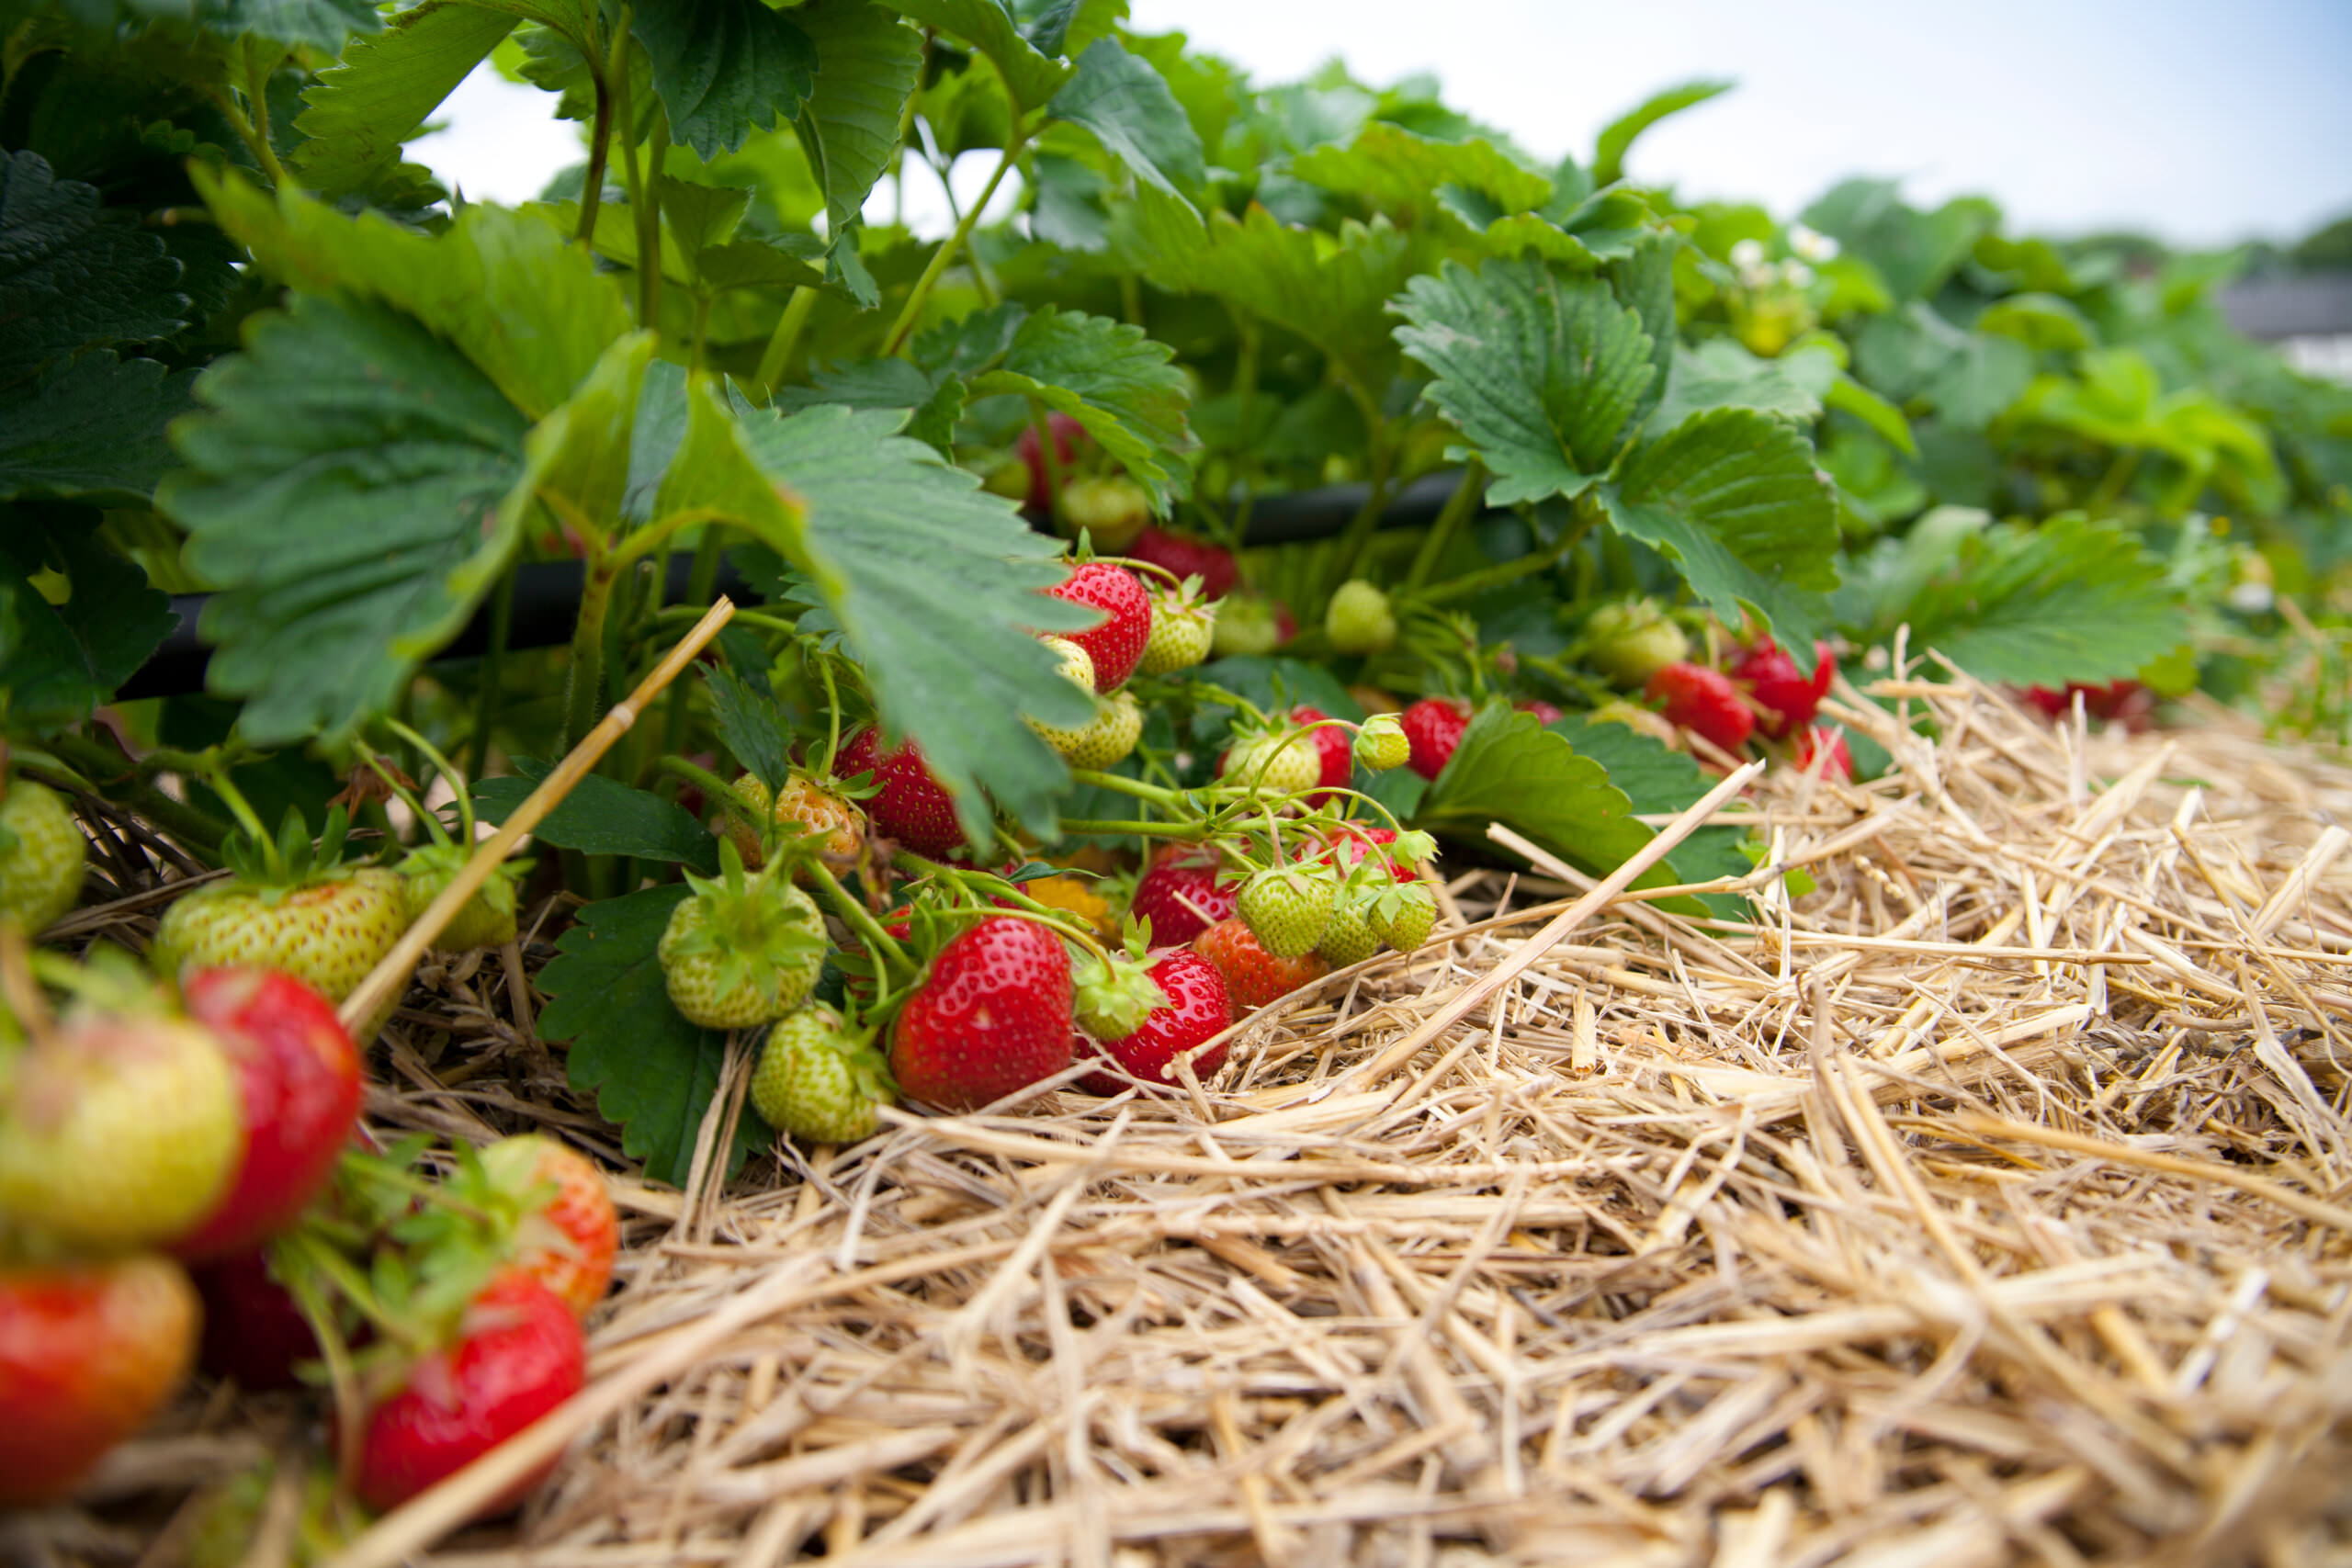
[28,669,2352,1567]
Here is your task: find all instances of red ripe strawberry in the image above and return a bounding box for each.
[833,728,964,860]
[193,1249,320,1392]
[2026,681,2152,731]
[1193,918,1329,1012]
[0,1257,200,1506]
[1046,563,1150,693]
[888,917,1073,1111]
[1645,662,1755,754]
[1515,699,1565,726]
[1128,526,1238,600]
[1730,640,1836,739]
[1288,706,1355,805]
[1129,848,1239,947]
[2020,685,2069,719]
[173,967,364,1262]
[356,1270,586,1518]
[1077,950,1232,1093]
[1794,727,1852,781]
[479,1135,618,1322]
[1013,412,1088,510]
[1399,697,1473,781]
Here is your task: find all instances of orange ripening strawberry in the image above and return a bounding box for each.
[888,916,1073,1111]
[173,966,364,1262]
[355,1270,585,1519]
[1193,918,1329,1012]
[478,1135,618,1322]
[0,1256,200,1506]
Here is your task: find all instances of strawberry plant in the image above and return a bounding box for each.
[1,4,2348,1506]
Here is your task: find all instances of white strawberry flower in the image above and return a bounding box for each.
[1789,223,1839,262]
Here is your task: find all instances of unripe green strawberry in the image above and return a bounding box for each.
[752,1004,894,1145]
[0,1006,243,1253]
[1352,714,1410,773]
[1325,580,1397,656]
[1237,867,1333,959]
[1368,883,1438,952]
[657,849,828,1031]
[1024,637,1103,761]
[1136,581,1216,675]
[980,456,1031,500]
[723,773,866,877]
[1316,897,1378,968]
[1058,475,1150,551]
[398,843,526,952]
[1218,727,1321,797]
[1585,600,1690,688]
[154,867,409,1008]
[1067,689,1143,769]
[0,776,85,934]
[1210,593,1294,658]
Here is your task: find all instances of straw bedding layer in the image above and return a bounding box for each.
[28,671,2352,1567]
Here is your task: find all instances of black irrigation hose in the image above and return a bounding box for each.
[115,472,1476,702]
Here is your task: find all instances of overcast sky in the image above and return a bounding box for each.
[414,0,2352,247]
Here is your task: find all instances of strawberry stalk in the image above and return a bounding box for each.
[885,128,1025,356]
[802,860,913,984]
[1024,395,1070,524]
[1399,459,1487,594]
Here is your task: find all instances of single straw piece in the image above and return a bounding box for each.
[1347,759,1763,1085]
[335,598,739,1036]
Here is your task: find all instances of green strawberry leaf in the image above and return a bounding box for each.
[795,0,923,305]
[156,295,547,744]
[195,165,633,422]
[1801,179,1996,304]
[967,306,1194,511]
[537,886,769,1189]
[54,0,381,50]
[1591,77,1731,186]
[715,393,1097,843]
[1291,121,1550,220]
[474,759,721,874]
[1045,39,1205,203]
[291,2,520,197]
[1392,256,1656,506]
[1646,338,1840,434]
[1605,231,1678,429]
[1855,303,2033,431]
[1547,716,1750,914]
[881,0,1070,112]
[0,351,198,504]
[634,0,816,159]
[0,513,175,730]
[707,668,793,795]
[1974,292,2097,354]
[1148,208,1420,400]
[1884,514,2187,687]
[1411,705,1659,884]
[1599,407,1840,661]
[0,151,190,380]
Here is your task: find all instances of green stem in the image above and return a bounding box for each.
[659,753,736,803]
[466,570,514,784]
[577,5,625,245]
[814,656,844,778]
[205,84,287,190]
[1067,769,1188,809]
[753,286,818,394]
[25,739,230,859]
[806,860,913,980]
[636,107,669,331]
[564,565,618,752]
[1058,818,1207,840]
[1325,437,1396,593]
[1419,502,1593,608]
[883,133,1023,356]
[2087,446,2142,517]
[657,529,728,768]
[1401,461,1487,593]
[242,48,288,189]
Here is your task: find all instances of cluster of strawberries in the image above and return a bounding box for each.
[0,762,616,1527]
[0,950,616,1523]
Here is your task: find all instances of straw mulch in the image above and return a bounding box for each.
[35,671,2352,1568]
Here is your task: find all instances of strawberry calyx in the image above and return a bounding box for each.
[1072,926,1171,1042]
